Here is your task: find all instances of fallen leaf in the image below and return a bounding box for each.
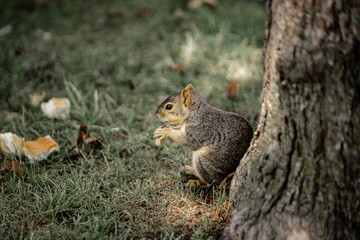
[136,7,151,18]
[188,0,203,10]
[24,137,59,160]
[105,10,123,19]
[0,160,23,177]
[227,81,240,99]
[0,133,59,162]
[29,91,46,107]
[203,0,218,7]
[172,63,183,71]
[0,133,24,157]
[188,0,218,10]
[41,97,70,119]
[68,124,102,159]
[172,63,185,74]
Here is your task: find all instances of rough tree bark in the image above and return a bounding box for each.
[225,0,360,239]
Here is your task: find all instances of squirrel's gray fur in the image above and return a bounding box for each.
[154,84,253,185]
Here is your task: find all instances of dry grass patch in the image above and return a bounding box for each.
[165,192,232,226]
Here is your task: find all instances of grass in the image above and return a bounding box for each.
[0,0,265,239]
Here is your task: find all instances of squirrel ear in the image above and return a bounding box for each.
[185,84,195,92]
[181,89,192,108]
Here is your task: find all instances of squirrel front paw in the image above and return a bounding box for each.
[153,126,169,146]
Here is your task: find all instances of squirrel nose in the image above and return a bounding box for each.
[155,110,162,120]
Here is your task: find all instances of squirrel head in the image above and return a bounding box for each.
[155,84,195,125]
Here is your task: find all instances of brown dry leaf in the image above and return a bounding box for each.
[172,63,183,71]
[105,10,123,19]
[227,81,240,99]
[171,64,185,75]
[68,124,102,159]
[0,160,23,177]
[136,7,151,18]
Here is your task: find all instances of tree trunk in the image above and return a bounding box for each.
[225,0,360,239]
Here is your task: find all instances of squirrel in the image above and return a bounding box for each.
[153,84,253,187]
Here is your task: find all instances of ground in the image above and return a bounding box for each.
[0,0,264,239]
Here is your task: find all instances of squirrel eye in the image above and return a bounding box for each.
[165,104,173,110]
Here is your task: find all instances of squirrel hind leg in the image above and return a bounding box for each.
[182,165,209,188]
[195,158,229,186]
[182,165,198,176]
